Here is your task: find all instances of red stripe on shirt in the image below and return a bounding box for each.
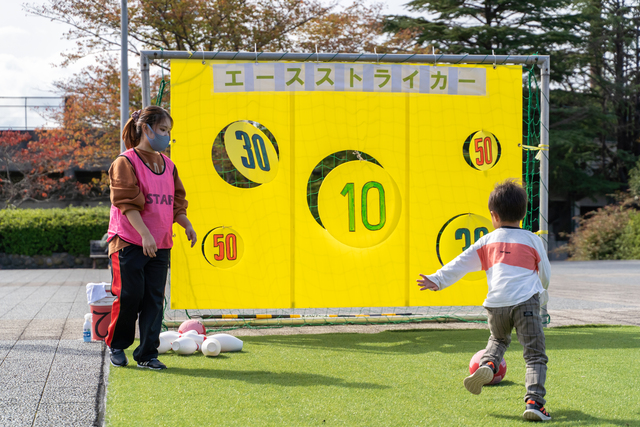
[476,242,540,272]
[105,252,122,348]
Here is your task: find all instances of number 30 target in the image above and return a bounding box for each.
[224,121,279,184]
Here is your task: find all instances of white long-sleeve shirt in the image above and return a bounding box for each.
[427,227,550,308]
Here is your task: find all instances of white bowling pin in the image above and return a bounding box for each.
[171,336,199,355]
[201,338,221,357]
[160,331,180,343]
[209,333,243,352]
[190,334,206,345]
[157,335,172,354]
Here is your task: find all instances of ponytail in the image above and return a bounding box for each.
[121,116,142,149]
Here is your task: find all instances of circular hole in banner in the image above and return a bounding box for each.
[201,226,245,268]
[212,120,280,188]
[462,130,502,171]
[316,159,402,248]
[307,151,382,228]
[435,213,494,281]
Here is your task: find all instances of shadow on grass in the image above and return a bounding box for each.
[239,326,640,355]
[490,409,639,425]
[160,367,390,389]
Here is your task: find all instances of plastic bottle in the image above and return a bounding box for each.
[83,313,92,342]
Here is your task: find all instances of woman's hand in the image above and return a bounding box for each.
[185,225,197,248]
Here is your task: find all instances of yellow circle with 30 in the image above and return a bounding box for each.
[224,121,279,184]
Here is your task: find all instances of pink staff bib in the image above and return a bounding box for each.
[108,148,175,249]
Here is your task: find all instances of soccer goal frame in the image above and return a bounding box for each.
[138,51,550,328]
[139,50,550,250]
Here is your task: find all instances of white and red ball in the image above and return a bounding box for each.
[469,349,507,385]
[178,319,206,335]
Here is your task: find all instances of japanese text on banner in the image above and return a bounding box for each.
[212,63,486,96]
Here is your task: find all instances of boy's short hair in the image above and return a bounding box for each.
[488,179,528,222]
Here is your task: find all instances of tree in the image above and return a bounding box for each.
[48,56,144,164]
[0,129,107,207]
[383,0,583,82]
[17,0,426,207]
[574,0,640,174]
[293,2,430,54]
[26,0,334,65]
[0,57,147,206]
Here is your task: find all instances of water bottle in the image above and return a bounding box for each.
[83,313,92,342]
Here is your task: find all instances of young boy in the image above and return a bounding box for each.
[417,179,551,422]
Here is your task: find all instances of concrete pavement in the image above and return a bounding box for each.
[0,260,638,426]
[0,269,111,427]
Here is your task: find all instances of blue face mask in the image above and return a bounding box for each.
[145,124,171,151]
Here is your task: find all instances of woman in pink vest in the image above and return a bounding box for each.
[106,106,197,370]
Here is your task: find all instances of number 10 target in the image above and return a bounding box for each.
[318,160,401,248]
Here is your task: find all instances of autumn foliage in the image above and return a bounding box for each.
[0,129,98,206]
[6,0,429,208]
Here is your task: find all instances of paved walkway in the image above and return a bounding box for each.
[0,269,111,427]
[0,260,638,426]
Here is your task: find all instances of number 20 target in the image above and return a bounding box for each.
[436,213,494,281]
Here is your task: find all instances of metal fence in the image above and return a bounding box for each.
[0,96,64,130]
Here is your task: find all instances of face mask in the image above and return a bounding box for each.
[145,124,171,151]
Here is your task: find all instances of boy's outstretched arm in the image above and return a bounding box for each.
[417,274,439,291]
[416,241,483,292]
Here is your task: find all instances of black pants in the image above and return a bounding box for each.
[106,245,169,363]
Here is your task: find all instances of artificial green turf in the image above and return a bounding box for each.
[105,326,640,426]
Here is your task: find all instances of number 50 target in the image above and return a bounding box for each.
[318,161,402,248]
[202,226,245,268]
[463,130,502,171]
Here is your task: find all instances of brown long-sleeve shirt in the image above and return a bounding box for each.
[108,148,188,256]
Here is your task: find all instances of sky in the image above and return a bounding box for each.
[0,0,416,129]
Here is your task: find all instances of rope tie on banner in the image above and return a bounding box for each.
[155,48,167,106]
[520,144,549,161]
[535,230,548,235]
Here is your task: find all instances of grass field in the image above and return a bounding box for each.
[105,325,640,426]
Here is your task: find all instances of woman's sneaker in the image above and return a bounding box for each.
[463,364,494,395]
[523,400,551,421]
[137,358,167,370]
[109,348,128,367]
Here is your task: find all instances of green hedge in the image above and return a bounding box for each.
[0,206,110,256]
[564,197,640,260]
[619,210,640,259]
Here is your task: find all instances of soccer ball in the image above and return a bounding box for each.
[469,349,507,385]
[178,319,206,335]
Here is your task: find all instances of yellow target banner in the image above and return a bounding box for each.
[170,60,523,309]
